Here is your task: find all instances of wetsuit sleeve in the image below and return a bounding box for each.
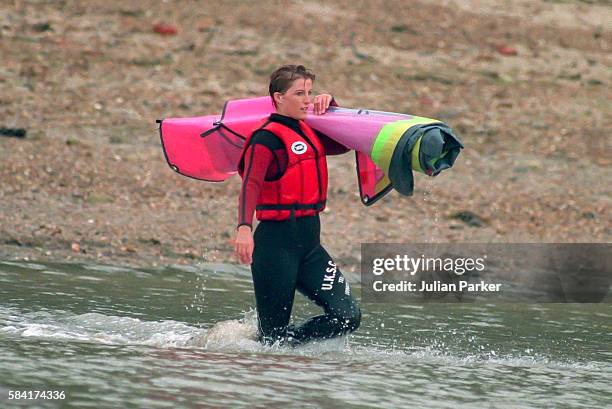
[237,132,279,229]
[315,130,350,156]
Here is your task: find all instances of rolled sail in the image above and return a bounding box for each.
[158,96,463,206]
[370,118,463,196]
[305,108,463,203]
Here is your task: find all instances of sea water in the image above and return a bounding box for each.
[0,259,610,408]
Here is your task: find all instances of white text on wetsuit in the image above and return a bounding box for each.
[321,260,337,290]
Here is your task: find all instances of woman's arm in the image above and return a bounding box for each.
[315,130,351,155]
[235,136,276,264]
[237,143,274,229]
[313,94,350,155]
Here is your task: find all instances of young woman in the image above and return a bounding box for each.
[235,65,361,346]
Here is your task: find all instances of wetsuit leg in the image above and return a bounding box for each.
[251,216,361,346]
[289,245,361,345]
[251,221,299,344]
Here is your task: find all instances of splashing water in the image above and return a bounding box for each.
[1,260,610,408]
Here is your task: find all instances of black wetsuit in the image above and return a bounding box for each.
[240,113,361,346]
[252,214,361,345]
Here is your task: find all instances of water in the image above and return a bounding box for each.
[1,260,610,408]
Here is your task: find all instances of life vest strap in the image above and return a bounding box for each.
[255,201,326,211]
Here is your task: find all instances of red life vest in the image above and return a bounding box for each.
[239,119,328,221]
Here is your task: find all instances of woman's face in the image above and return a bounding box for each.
[274,77,313,120]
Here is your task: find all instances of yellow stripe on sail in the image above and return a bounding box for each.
[370,117,440,173]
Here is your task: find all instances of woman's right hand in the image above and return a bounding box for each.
[234,225,254,264]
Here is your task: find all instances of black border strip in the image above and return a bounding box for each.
[217,126,246,149]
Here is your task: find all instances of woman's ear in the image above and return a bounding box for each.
[273,92,283,106]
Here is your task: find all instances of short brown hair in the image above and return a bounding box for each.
[269,65,315,107]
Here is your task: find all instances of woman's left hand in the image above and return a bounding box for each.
[313,94,333,115]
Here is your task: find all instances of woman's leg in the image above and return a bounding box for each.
[251,222,299,345]
[290,245,361,345]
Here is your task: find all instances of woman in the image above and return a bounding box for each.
[235,64,361,346]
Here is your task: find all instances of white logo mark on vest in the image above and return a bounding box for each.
[321,260,337,290]
[291,141,307,155]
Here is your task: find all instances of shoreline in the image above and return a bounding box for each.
[1,0,609,272]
